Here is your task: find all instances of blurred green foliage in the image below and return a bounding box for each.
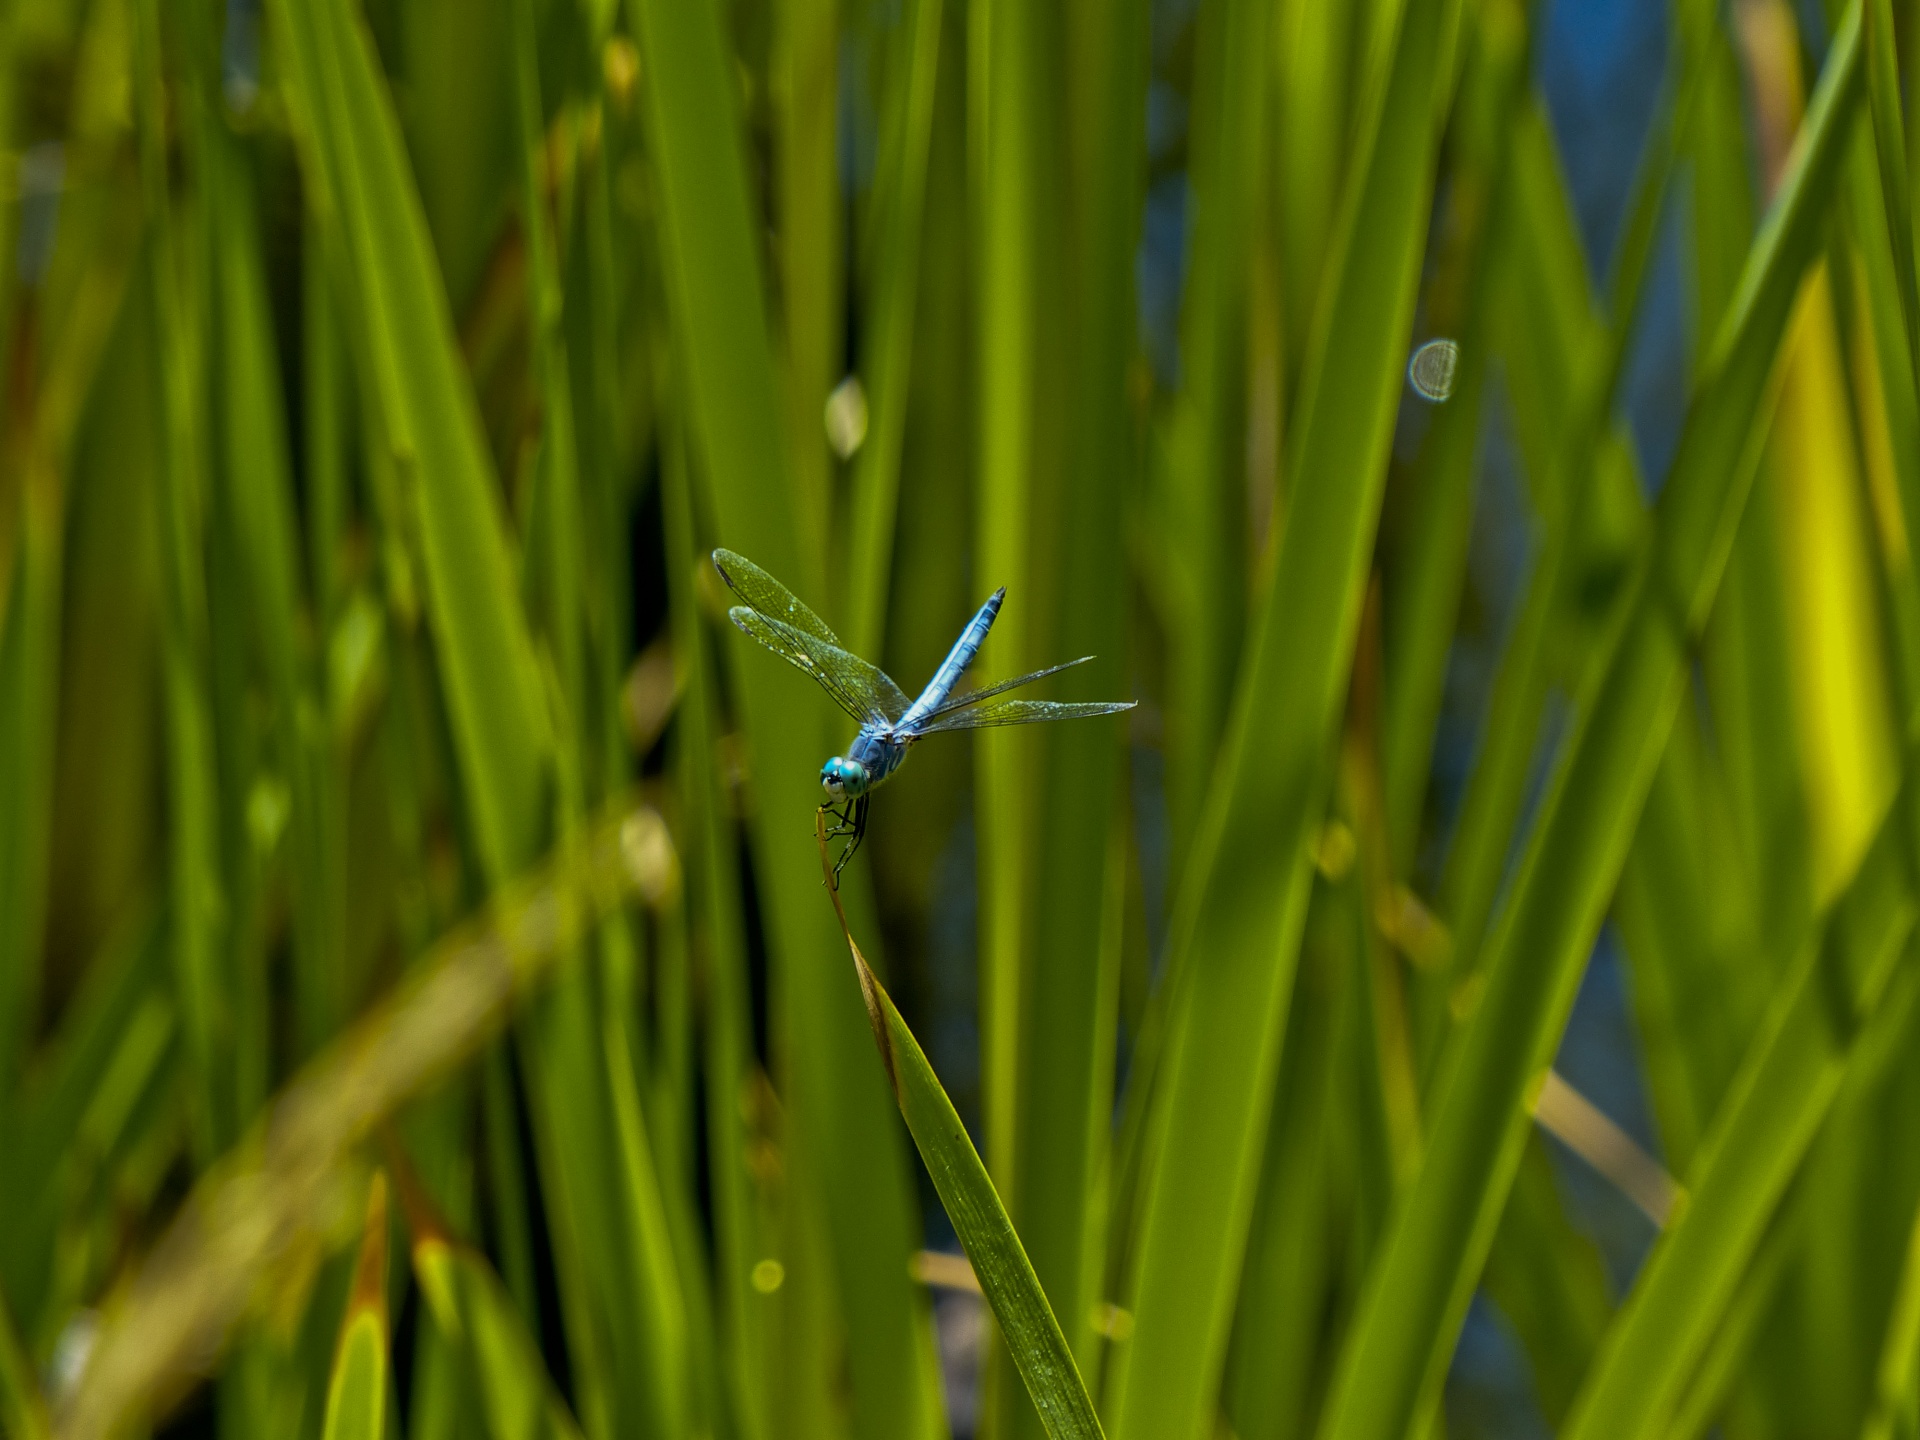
[6,0,1920,1437]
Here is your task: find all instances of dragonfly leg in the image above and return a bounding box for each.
[830,796,869,887]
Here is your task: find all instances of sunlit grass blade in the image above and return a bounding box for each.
[320,1173,390,1440]
[1104,4,1460,1436]
[1316,9,1868,1439]
[820,817,1104,1440]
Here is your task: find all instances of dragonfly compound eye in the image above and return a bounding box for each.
[820,757,870,799]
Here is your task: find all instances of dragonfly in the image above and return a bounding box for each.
[712,549,1135,884]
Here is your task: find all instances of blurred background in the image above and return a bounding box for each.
[3,0,1918,1436]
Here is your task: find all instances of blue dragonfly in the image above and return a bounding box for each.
[712,549,1135,883]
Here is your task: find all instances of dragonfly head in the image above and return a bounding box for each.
[820,756,871,801]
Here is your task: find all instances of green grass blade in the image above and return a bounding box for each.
[1478,1135,1614,1428]
[1316,10,1867,1438]
[825,864,1104,1440]
[1614,708,1773,1173]
[1863,0,1920,395]
[1861,1185,1920,1440]
[1437,0,1711,979]
[202,117,347,1066]
[971,0,1064,1187]
[1219,911,1341,1440]
[0,1286,49,1440]
[1666,1189,1803,1438]
[1845,119,1920,709]
[1561,764,1918,1439]
[1137,0,1267,874]
[1104,4,1459,1435]
[993,0,1149,1430]
[406,1210,585,1440]
[627,0,941,1433]
[321,1174,390,1440]
[662,419,771,1440]
[775,0,838,579]
[268,0,552,886]
[0,438,63,1094]
[843,0,944,661]
[134,0,230,1165]
[1379,0,1529,880]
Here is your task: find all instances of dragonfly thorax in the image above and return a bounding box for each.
[820,755,871,800]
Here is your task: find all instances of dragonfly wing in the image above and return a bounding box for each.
[915,698,1135,733]
[922,656,1095,720]
[713,549,842,646]
[728,608,913,724]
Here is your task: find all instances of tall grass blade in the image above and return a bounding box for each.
[267,0,552,886]
[1105,3,1459,1435]
[627,0,942,1432]
[1318,14,1869,1435]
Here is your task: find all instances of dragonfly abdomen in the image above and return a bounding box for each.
[899,588,1006,727]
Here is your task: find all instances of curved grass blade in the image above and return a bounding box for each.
[321,1173,391,1440]
[817,814,1105,1440]
[1316,13,1870,1436]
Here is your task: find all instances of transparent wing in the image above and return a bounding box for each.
[712,548,842,645]
[915,698,1135,734]
[728,608,912,725]
[921,656,1095,721]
